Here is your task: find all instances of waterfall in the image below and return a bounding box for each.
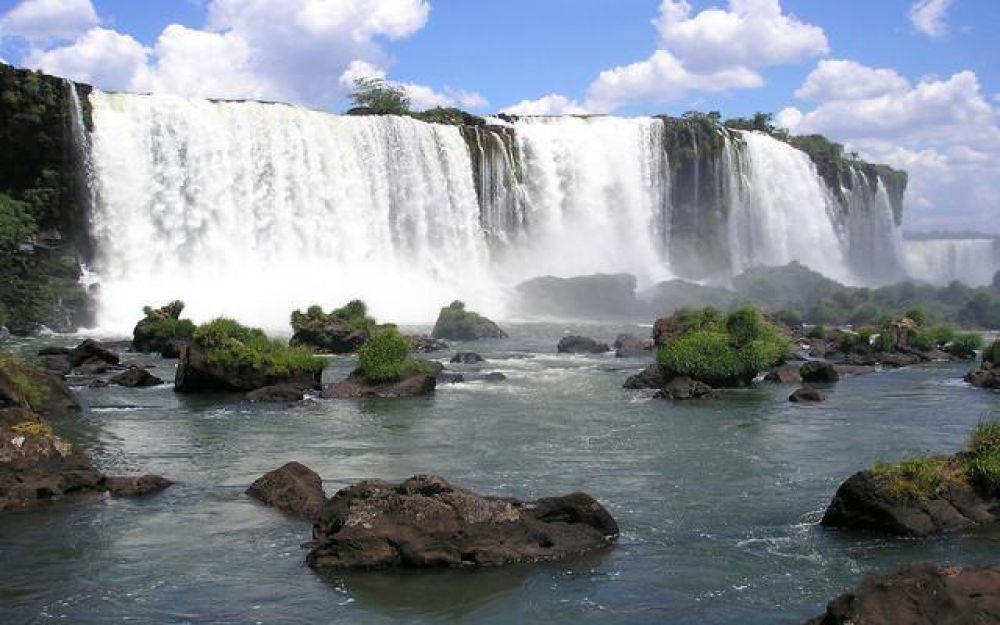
[84,93,917,331]
[88,92,497,332]
[903,238,1000,286]
[727,131,851,282]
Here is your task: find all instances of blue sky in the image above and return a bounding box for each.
[0,0,998,232]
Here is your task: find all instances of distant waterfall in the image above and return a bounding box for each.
[903,238,1000,286]
[86,93,914,331]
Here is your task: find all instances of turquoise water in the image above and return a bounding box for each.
[1,323,998,624]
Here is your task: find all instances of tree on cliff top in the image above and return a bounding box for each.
[348,77,410,115]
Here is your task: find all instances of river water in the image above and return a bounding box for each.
[1,323,998,624]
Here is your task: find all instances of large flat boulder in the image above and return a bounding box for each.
[431,301,507,341]
[806,564,1000,625]
[307,475,618,569]
[174,343,322,393]
[321,371,436,399]
[557,336,610,354]
[247,462,326,520]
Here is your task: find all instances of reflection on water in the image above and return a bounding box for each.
[1,322,998,624]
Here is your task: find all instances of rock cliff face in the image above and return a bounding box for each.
[0,63,94,334]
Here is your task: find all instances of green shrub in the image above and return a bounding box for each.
[835,330,870,353]
[290,299,376,335]
[193,318,325,375]
[949,332,984,358]
[357,328,427,383]
[985,340,1000,366]
[904,307,928,326]
[0,193,36,250]
[872,456,962,500]
[656,307,789,385]
[806,325,827,340]
[348,77,410,115]
[968,421,1000,458]
[966,421,1000,491]
[872,328,898,353]
[775,308,802,327]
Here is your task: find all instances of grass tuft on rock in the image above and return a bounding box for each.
[872,456,964,500]
[0,352,49,409]
[193,318,326,376]
[357,328,430,384]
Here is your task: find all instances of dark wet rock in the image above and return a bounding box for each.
[623,364,676,389]
[110,366,164,388]
[38,352,72,376]
[174,343,322,394]
[451,352,485,364]
[99,474,173,497]
[805,563,1000,625]
[789,384,825,402]
[765,363,801,384]
[967,368,1000,390]
[247,462,325,520]
[820,464,1000,537]
[654,377,712,400]
[0,406,171,510]
[470,372,507,382]
[436,371,465,384]
[557,336,610,354]
[613,334,653,358]
[88,379,109,389]
[877,352,923,368]
[431,301,507,341]
[122,357,157,370]
[409,335,449,353]
[74,358,114,375]
[69,339,120,369]
[322,370,436,399]
[307,474,618,569]
[799,361,840,384]
[246,384,306,403]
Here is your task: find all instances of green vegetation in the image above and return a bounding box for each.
[950,332,984,358]
[775,308,803,327]
[872,456,963,500]
[293,299,376,334]
[806,325,827,340]
[656,306,790,385]
[356,327,430,383]
[872,421,1000,500]
[133,301,195,353]
[0,352,48,409]
[193,318,325,376]
[0,193,35,250]
[11,420,54,438]
[984,340,1000,366]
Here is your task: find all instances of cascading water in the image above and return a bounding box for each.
[840,170,906,284]
[85,92,915,331]
[88,92,498,332]
[903,238,1000,286]
[500,116,672,282]
[727,131,851,282]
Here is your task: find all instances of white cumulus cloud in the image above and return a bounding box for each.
[795,59,910,102]
[0,0,99,43]
[908,0,953,37]
[501,94,589,116]
[24,27,148,91]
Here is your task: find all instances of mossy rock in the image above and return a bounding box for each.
[0,353,78,416]
[132,300,195,357]
[431,301,507,341]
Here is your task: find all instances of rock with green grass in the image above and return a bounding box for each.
[821,421,1000,536]
[966,340,1000,390]
[289,300,377,354]
[322,328,436,398]
[0,352,79,416]
[431,301,507,341]
[132,301,195,357]
[654,306,790,388]
[175,318,326,393]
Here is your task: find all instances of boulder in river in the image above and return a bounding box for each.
[245,384,306,402]
[289,302,376,354]
[623,363,676,389]
[613,334,653,358]
[409,335,449,353]
[132,300,196,357]
[0,354,79,416]
[805,563,1000,625]
[307,474,618,569]
[450,352,485,364]
[966,340,999,390]
[557,335,610,354]
[799,361,839,384]
[765,363,801,384]
[789,384,825,402]
[431,301,507,341]
[110,366,164,388]
[654,377,712,400]
[247,462,326,520]
[322,370,436,399]
[69,339,120,369]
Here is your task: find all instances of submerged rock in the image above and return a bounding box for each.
[110,366,164,388]
[654,377,712,400]
[450,352,485,364]
[623,364,676,389]
[799,361,839,384]
[409,335,449,353]
[322,370,436,399]
[805,564,1000,625]
[99,474,173,497]
[789,384,825,402]
[431,301,507,341]
[557,336,610,354]
[246,384,306,402]
[247,462,326,520]
[307,474,618,569]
